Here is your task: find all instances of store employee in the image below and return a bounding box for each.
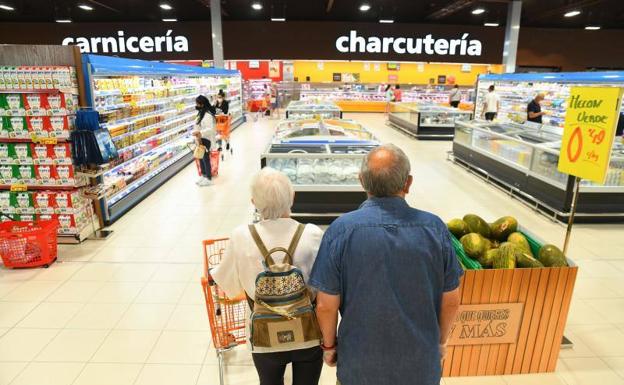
[527,93,546,124]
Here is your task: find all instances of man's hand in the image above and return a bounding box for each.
[323,348,337,367]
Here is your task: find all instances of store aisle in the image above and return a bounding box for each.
[0,113,623,385]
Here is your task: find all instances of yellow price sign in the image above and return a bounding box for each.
[10,184,27,192]
[558,87,623,184]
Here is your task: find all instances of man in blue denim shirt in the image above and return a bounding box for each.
[310,144,463,385]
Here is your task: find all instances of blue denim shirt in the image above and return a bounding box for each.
[309,197,463,385]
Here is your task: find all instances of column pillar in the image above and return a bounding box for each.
[210,0,224,68]
[502,0,522,73]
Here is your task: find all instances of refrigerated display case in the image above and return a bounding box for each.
[261,118,378,222]
[245,79,272,112]
[452,120,624,222]
[285,100,342,119]
[389,103,473,139]
[82,55,244,224]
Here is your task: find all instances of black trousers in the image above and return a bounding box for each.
[199,151,212,179]
[252,346,323,385]
[450,100,460,108]
[484,112,497,121]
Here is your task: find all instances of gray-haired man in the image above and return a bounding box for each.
[310,144,463,385]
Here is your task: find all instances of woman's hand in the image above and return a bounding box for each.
[323,349,337,367]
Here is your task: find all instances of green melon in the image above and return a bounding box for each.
[463,214,491,238]
[490,216,519,241]
[447,218,470,239]
[538,244,567,267]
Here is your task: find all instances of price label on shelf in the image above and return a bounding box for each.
[10,184,28,192]
[31,135,58,145]
[558,86,623,184]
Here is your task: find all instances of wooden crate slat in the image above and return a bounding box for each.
[462,267,491,376]
[520,268,552,373]
[546,267,578,371]
[511,269,543,374]
[449,270,476,376]
[495,269,524,374]
[476,269,504,375]
[528,268,562,372]
[486,268,515,375]
[538,267,570,372]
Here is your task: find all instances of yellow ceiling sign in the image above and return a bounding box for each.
[558,86,623,184]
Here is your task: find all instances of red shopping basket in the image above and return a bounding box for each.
[194,150,220,177]
[0,219,59,268]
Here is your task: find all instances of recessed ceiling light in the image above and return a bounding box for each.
[472,8,485,15]
[159,3,172,10]
[359,4,371,12]
[585,25,601,30]
[251,2,262,10]
[55,19,72,23]
[379,19,394,23]
[0,4,14,11]
[162,18,177,22]
[78,4,93,10]
[484,22,499,27]
[564,10,581,17]
[271,17,285,21]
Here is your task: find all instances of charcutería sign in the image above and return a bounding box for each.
[335,30,482,57]
[447,303,524,346]
[61,30,189,54]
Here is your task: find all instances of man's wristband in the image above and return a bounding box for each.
[321,343,336,351]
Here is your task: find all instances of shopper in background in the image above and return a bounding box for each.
[482,85,500,121]
[310,144,463,385]
[449,84,462,108]
[213,89,229,115]
[393,84,402,102]
[384,84,394,115]
[193,95,217,186]
[212,167,324,385]
[527,93,546,123]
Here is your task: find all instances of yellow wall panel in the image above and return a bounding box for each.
[293,61,504,86]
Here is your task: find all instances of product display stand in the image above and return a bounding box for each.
[0,45,98,243]
[388,102,473,140]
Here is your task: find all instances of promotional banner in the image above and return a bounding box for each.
[558,86,623,184]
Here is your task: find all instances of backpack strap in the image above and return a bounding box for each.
[248,224,275,266]
[285,223,305,265]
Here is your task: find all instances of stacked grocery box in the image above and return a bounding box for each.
[0,66,91,238]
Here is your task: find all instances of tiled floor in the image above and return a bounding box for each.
[0,112,623,385]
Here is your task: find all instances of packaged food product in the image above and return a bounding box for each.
[24,93,49,116]
[13,191,34,214]
[33,191,55,214]
[5,94,25,116]
[16,164,36,184]
[10,116,28,138]
[34,164,54,185]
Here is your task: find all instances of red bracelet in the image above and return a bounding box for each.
[321,343,336,351]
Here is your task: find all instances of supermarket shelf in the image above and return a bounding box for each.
[0,184,83,191]
[107,148,191,206]
[0,88,76,94]
[98,93,197,113]
[114,111,196,150]
[94,84,196,97]
[0,137,69,143]
[105,124,194,176]
[105,150,194,224]
[102,106,179,130]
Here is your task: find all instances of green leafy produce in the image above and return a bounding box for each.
[538,244,568,267]
[493,242,517,269]
[490,216,519,241]
[460,233,488,259]
[517,252,544,268]
[447,218,470,239]
[463,214,492,238]
[478,248,498,268]
[507,232,533,256]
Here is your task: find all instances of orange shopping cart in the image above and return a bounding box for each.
[201,238,247,385]
[0,216,59,269]
[215,115,233,160]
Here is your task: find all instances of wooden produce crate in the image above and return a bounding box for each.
[442,263,578,377]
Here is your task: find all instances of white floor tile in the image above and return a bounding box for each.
[445,376,507,385]
[0,328,58,361]
[0,267,41,282]
[568,324,624,357]
[45,281,104,303]
[109,263,158,282]
[134,364,201,385]
[0,362,27,385]
[603,357,624,380]
[150,264,198,283]
[0,283,21,299]
[9,362,84,385]
[115,303,176,330]
[197,364,259,385]
[134,282,187,304]
[32,262,84,281]
[585,299,624,324]
[148,330,211,364]
[91,330,160,363]
[35,329,108,362]
[72,363,142,385]
[502,372,568,385]
[89,282,145,303]
[560,357,624,385]
[567,299,612,325]
[179,282,206,305]
[17,302,83,328]
[66,303,129,329]
[165,304,210,331]
[70,263,119,281]
[0,301,38,328]
[1,281,61,302]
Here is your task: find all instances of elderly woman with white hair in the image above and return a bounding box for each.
[212,167,324,385]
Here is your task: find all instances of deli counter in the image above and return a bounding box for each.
[452,120,624,222]
[389,103,473,139]
[285,101,342,119]
[261,118,378,222]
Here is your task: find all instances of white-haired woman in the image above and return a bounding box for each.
[212,167,324,385]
